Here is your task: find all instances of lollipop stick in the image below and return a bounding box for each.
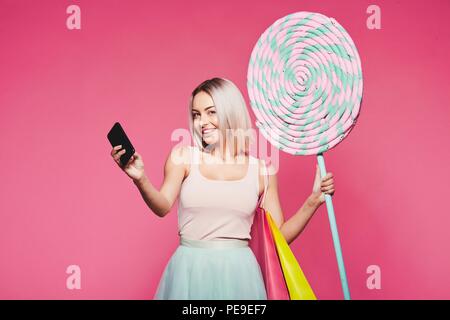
[317,153,351,300]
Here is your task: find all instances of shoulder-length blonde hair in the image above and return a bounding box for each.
[188,77,255,158]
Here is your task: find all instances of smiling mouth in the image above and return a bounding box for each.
[202,128,216,135]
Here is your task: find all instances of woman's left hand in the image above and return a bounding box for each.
[310,164,335,206]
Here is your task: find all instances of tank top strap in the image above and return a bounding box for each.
[256,159,268,208]
[249,155,259,196]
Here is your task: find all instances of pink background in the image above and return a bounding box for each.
[1,0,449,299]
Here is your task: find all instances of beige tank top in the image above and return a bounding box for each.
[177,146,265,241]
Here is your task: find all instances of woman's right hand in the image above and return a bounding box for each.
[111,145,146,182]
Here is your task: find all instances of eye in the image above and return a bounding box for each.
[208,110,216,115]
[192,113,199,119]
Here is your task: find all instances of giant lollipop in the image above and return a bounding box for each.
[247,11,363,300]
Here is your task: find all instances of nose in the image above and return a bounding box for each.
[199,114,209,127]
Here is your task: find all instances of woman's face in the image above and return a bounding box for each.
[192,91,220,146]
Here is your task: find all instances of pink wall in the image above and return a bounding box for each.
[1,0,449,299]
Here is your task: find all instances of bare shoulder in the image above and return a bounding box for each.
[166,145,191,178]
[170,145,191,160]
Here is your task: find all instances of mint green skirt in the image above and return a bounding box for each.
[153,238,267,300]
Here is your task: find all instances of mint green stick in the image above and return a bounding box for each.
[317,153,351,300]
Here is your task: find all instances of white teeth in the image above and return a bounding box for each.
[202,129,215,134]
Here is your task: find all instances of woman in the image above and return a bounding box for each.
[110,77,335,299]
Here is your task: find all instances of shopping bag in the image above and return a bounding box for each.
[266,212,317,300]
[249,205,290,300]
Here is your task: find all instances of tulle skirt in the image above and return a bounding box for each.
[153,238,267,300]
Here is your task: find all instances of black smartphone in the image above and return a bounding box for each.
[107,122,136,167]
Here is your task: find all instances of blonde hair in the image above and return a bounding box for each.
[188,77,255,158]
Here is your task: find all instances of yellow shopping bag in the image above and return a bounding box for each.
[266,211,317,300]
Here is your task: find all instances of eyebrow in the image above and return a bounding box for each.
[192,106,215,112]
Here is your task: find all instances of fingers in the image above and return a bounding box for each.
[115,150,126,164]
[321,185,335,192]
[320,172,334,193]
[111,145,126,165]
[321,178,334,187]
[321,183,334,194]
[114,149,126,158]
[111,145,122,156]
[321,172,333,182]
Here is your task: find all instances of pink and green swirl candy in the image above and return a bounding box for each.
[247,11,363,156]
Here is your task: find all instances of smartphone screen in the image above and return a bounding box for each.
[107,122,136,166]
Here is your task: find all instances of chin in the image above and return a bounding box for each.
[203,138,218,145]
[202,134,219,144]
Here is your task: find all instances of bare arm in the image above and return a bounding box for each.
[279,196,321,245]
[260,161,322,245]
[133,146,188,218]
